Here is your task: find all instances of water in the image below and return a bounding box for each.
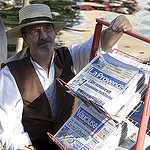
[141,20,150,26]
[139,29,150,38]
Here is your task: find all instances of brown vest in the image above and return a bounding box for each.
[6,47,78,143]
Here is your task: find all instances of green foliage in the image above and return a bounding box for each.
[0,1,81,27]
[0,0,81,53]
[0,7,19,27]
[31,0,80,27]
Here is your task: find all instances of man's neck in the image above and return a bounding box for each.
[31,52,53,77]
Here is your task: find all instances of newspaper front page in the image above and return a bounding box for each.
[108,48,150,87]
[108,49,150,75]
[52,50,150,149]
[67,53,144,119]
[54,102,121,150]
[52,51,150,149]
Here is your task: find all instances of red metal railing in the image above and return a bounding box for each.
[90,18,150,61]
[90,18,150,150]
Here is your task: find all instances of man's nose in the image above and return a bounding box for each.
[39,28,47,40]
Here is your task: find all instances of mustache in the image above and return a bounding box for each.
[37,38,52,46]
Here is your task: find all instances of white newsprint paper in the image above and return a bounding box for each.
[53,102,150,150]
[54,102,122,150]
[66,53,145,121]
[116,120,150,150]
[108,48,150,76]
[52,51,150,150]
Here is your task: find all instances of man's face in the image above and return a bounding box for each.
[24,23,56,55]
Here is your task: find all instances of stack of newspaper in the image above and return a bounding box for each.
[116,120,150,150]
[52,51,150,149]
[53,102,150,150]
[66,53,145,122]
[107,49,150,121]
[54,102,126,150]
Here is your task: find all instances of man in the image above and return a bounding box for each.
[0,3,132,150]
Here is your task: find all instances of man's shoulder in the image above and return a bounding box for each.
[6,47,30,63]
[1,47,30,69]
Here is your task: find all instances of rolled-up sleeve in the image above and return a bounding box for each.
[68,34,117,74]
[68,35,94,74]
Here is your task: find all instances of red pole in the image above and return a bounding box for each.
[90,19,150,62]
[90,18,150,150]
[96,18,150,44]
[89,23,102,61]
[136,78,150,150]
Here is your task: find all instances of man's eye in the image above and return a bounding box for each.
[30,29,39,35]
[45,26,53,31]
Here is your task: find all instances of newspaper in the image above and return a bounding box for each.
[108,48,150,78]
[54,102,123,150]
[53,102,150,150]
[116,120,150,150]
[52,50,150,149]
[66,53,145,121]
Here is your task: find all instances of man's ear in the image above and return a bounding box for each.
[22,35,28,46]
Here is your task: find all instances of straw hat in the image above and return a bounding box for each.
[7,4,67,38]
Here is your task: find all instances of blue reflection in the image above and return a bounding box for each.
[141,20,150,26]
[139,29,150,38]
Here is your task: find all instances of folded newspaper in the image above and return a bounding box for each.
[54,102,124,150]
[66,53,145,122]
[51,51,150,149]
[53,103,150,150]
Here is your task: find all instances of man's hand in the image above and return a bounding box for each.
[101,15,133,51]
[106,15,133,34]
[20,145,36,150]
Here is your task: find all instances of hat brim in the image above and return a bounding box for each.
[7,21,67,38]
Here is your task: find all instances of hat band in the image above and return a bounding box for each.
[20,16,53,25]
